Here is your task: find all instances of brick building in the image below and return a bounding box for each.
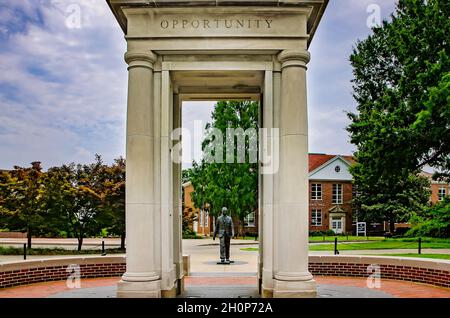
[308,154,355,234]
[420,171,449,204]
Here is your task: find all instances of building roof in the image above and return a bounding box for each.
[308,154,354,173]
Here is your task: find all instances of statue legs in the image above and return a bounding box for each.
[219,235,231,263]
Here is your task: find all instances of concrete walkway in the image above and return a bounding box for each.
[0,238,448,264]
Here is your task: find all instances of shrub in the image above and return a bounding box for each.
[407,197,450,238]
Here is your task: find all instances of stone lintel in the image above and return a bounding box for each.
[106,0,328,47]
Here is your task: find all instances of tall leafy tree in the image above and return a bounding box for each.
[347,0,449,231]
[44,158,104,251]
[98,157,126,249]
[189,101,259,236]
[0,162,46,248]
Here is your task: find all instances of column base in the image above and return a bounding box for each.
[161,285,177,298]
[117,279,161,298]
[177,277,185,295]
[261,286,273,298]
[273,279,317,298]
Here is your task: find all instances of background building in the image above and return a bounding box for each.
[183,155,449,237]
[308,154,355,234]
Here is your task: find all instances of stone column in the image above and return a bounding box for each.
[273,50,316,298]
[172,93,184,294]
[117,50,161,298]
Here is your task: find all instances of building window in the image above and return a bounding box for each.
[332,184,343,204]
[311,183,322,200]
[335,166,341,173]
[204,211,209,227]
[311,209,322,226]
[199,211,204,228]
[438,187,447,201]
[245,212,255,227]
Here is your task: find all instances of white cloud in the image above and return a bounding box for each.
[0,0,399,169]
[0,0,127,169]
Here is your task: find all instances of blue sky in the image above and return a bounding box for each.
[0,0,397,170]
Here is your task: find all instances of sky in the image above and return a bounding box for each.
[0,0,397,170]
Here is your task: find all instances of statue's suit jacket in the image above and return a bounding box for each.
[214,215,234,238]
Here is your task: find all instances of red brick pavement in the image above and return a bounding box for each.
[0,276,448,298]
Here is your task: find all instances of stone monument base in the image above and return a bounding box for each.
[273,279,317,298]
[116,280,161,298]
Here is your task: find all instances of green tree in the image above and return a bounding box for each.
[347,0,449,231]
[44,157,104,251]
[0,162,46,248]
[189,101,259,236]
[407,197,450,238]
[98,157,126,249]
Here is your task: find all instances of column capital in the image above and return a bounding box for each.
[125,51,157,70]
[277,50,310,69]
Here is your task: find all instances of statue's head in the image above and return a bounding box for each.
[222,207,228,216]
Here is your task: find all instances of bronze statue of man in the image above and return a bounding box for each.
[213,207,234,264]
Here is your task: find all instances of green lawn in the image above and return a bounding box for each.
[0,246,125,256]
[241,237,450,252]
[376,254,450,260]
[309,236,385,242]
[309,240,450,251]
[241,247,259,252]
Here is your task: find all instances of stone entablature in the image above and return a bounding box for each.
[107,0,328,46]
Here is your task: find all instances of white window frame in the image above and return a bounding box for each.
[199,210,204,227]
[332,183,343,204]
[438,187,446,201]
[311,183,322,201]
[205,211,209,227]
[245,212,256,227]
[311,209,322,226]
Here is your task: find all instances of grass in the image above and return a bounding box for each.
[0,246,125,256]
[241,237,450,252]
[309,236,385,242]
[309,240,450,251]
[376,253,450,260]
[241,247,259,252]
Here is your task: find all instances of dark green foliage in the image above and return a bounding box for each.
[408,197,450,238]
[188,101,259,236]
[347,0,449,231]
[0,156,126,250]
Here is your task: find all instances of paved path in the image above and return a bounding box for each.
[0,238,449,298]
[0,238,448,264]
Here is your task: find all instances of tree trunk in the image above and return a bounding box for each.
[27,228,32,249]
[77,236,83,251]
[389,220,395,234]
[120,232,126,250]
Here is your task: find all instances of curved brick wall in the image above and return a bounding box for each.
[0,256,126,289]
[309,255,450,288]
[0,255,448,290]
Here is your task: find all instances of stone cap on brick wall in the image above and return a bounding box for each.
[309,255,450,272]
[0,256,126,272]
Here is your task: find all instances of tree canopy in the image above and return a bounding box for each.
[347,0,449,231]
[0,156,126,250]
[188,101,259,235]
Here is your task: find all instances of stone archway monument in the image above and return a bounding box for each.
[107,0,328,298]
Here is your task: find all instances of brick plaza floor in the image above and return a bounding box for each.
[0,276,448,298]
